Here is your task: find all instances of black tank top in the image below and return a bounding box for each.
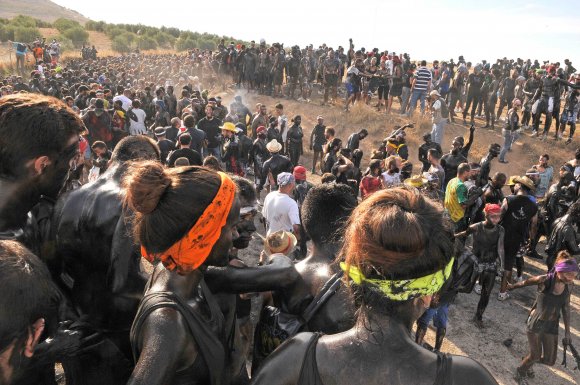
[297,333,454,385]
[527,278,569,335]
[130,281,227,385]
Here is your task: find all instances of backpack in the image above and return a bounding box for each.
[439,97,450,118]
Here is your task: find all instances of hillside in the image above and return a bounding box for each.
[0,0,89,24]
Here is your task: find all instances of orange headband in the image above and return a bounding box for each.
[141,172,236,274]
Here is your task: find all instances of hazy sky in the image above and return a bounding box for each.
[52,0,580,65]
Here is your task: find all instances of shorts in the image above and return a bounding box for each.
[503,238,523,271]
[346,82,359,96]
[325,74,338,87]
[418,302,450,329]
[561,110,577,124]
[527,318,559,335]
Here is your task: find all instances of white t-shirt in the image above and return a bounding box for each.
[113,95,133,111]
[278,115,288,143]
[347,66,360,76]
[381,171,401,188]
[431,99,443,123]
[129,108,147,135]
[262,191,300,234]
[385,59,394,76]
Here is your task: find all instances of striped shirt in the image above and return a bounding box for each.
[413,66,432,91]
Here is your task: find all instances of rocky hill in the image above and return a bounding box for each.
[0,0,89,24]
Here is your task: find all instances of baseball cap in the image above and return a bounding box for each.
[293,166,307,181]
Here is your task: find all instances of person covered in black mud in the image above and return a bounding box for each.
[52,136,161,385]
[0,94,85,385]
[125,162,242,385]
[440,126,475,189]
[286,115,304,167]
[205,183,358,374]
[477,143,501,188]
[508,251,577,385]
[455,203,504,329]
[251,188,498,385]
[544,200,580,271]
[497,176,538,301]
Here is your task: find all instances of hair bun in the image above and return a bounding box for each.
[126,161,171,214]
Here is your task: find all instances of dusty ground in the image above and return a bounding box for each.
[223,87,580,385]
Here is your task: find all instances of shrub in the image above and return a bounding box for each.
[62,27,88,47]
[53,18,81,33]
[175,37,197,51]
[164,27,180,38]
[138,35,157,50]
[13,26,40,43]
[85,20,105,32]
[112,35,131,53]
[55,35,75,52]
[154,32,175,48]
[0,25,14,42]
[10,16,37,28]
[199,38,215,50]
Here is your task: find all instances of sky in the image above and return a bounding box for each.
[52,0,580,65]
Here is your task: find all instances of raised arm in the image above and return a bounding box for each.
[463,124,475,154]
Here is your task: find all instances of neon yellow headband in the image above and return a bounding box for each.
[340,257,454,302]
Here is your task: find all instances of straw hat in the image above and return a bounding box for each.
[266,139,282,153]
[220,122,237,133]
[264,230,297,256]
[404,175,428,188]
[514,176,536,191]
[507,175,518,186]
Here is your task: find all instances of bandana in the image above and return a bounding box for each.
[484,204,501,215]
[140,172,236,274]
[340,257,455,301]
[555,259,579,273]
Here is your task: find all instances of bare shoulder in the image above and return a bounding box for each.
[251,333,315,385]
[451,355,499,385]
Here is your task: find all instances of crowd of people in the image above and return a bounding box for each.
[0,37,579,385]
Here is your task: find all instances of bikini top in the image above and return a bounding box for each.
[298,333,453,385]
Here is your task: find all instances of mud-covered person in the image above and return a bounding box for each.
[126,163,241,385]
[251,188,498,385]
